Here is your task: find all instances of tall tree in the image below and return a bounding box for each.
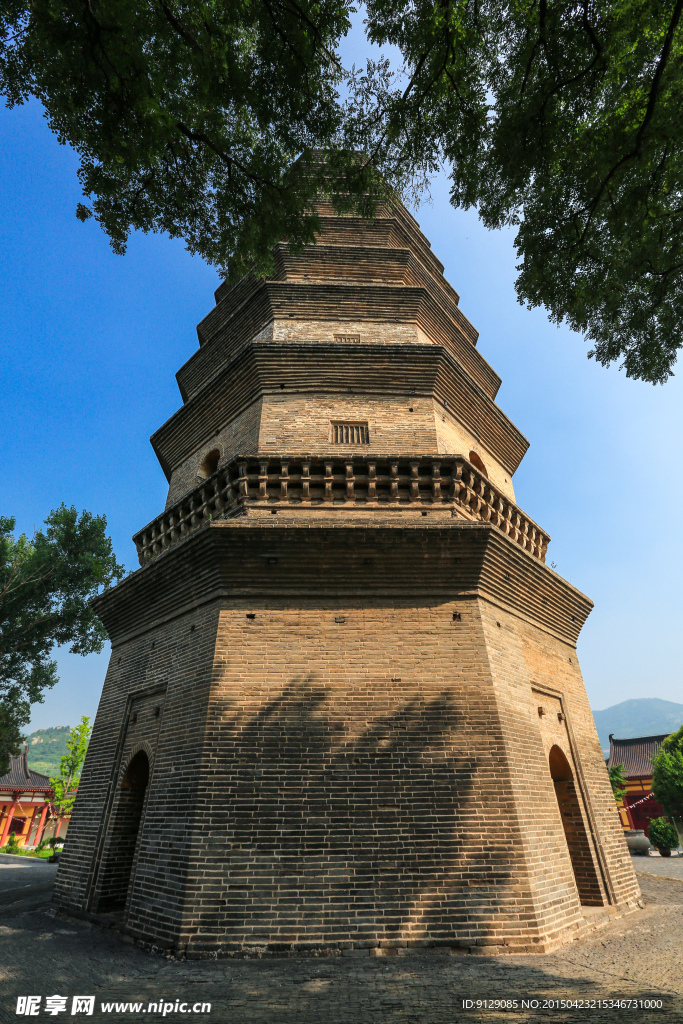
[0,507,124,775]
[48,716,91,836]
[0,704,24,775]
[652,724,683,843]
[358,0,683,383]
[2,0,682,381]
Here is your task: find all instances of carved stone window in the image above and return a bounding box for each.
[331,422,370,444]
[333,333,361,343]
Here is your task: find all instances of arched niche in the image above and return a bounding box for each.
[96,750,150,913]
[468,451,488,478]
[197,448,220,481]
[548,744,603,906]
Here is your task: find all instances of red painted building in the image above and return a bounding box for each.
[606,734,668,836]
[0,748,53,848]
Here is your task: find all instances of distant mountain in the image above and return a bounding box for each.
[25,725,72,778]
[592,699,683,754]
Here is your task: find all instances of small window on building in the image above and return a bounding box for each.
[331,422,370,444]
[333,333,361,343]
[197,448,220,480]
[469,451,488,477]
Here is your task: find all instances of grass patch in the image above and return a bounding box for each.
[1,846,57,858]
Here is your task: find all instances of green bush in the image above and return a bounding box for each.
[2,832,20,854]
[648,818,680,851]
[1,832,56,858]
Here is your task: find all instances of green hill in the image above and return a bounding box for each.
[592,698,683,754]
[25,725,72,778]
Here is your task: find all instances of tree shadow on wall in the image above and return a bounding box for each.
[195,674,528,950]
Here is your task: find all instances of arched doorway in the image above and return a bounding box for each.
[548,745,603,906]
[97,751,149,913]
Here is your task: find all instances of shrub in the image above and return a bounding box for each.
[2,832,20,854]
[648,818,679,851]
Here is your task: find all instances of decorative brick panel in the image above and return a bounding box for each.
[330,421,369,444]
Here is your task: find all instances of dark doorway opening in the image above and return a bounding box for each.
[97,750,149,912]
[548,745,603,906]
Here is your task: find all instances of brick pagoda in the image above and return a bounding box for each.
[54,199,640,956]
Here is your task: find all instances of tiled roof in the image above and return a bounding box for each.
[0,748,53,793]
[607,734,669,778]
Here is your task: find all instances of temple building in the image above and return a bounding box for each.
[0,748,52,848]
[607,734,669,835]
[54,198,640,956]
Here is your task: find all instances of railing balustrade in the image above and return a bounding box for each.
[133,455,550,566]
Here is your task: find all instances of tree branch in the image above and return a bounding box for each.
[578,0,683,243]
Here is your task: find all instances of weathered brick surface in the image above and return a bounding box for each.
[189,281,496,400]
[55,200,639,958]
[435,410,514,498]
[55,523,640,956]
[166,402,262,507]
[153,343,528,486]
[54,602,222,935]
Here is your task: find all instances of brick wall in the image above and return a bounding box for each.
[166,402,262,508]
[434,409,514,499]
[177,598,542,956]
[152,343,527,484]
[53,601,222,941]
[271,319,428,346]
[478,603,640,941]
[164,396,516,510]
[55,523,640,956]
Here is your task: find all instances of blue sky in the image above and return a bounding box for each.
[1,22,682,731]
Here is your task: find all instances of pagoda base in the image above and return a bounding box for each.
[53,519,641,956]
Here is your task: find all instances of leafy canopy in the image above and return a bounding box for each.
[0,0,396,278]
[0,507,124,775]
[358,0,683,383]
[2,0,683,381]
[0,704,24,775]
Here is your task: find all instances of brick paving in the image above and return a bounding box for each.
[1,858,682,1023]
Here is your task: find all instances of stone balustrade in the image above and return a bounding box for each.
[133,455,550,566]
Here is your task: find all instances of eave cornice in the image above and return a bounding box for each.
[152,342,528,481]
[180,280,495,404]
[93,521,592,650]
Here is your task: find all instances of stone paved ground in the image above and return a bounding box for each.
[1,857,681,1024]
[629,852,683,880]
